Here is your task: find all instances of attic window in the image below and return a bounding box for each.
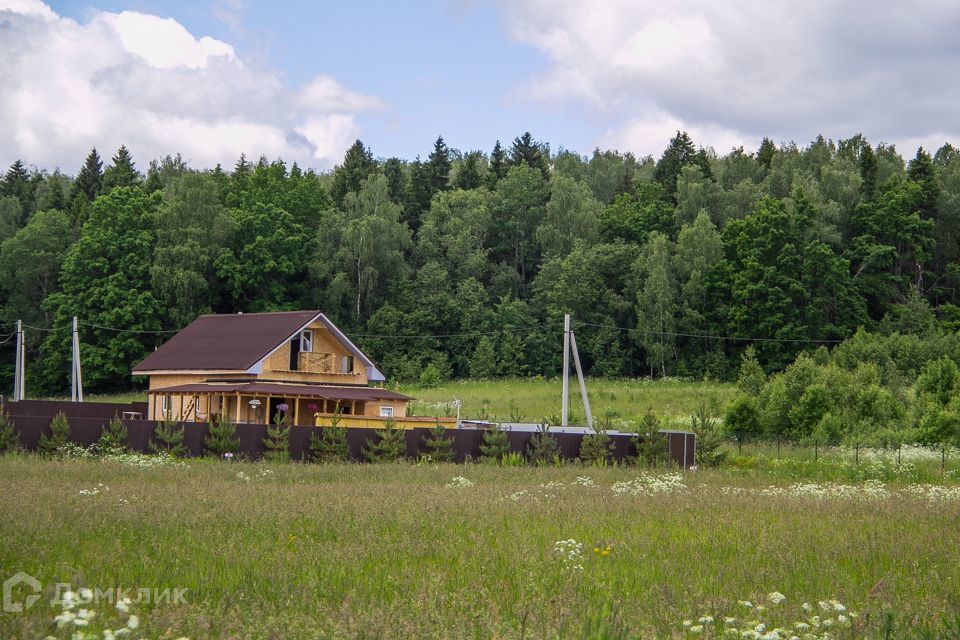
[340,355,354,374]
[300,330,313,353]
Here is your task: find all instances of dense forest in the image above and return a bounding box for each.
[1,131,959,402]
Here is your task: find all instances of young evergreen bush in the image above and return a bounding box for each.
[204,416,240,458]
[0,411,18,453]
[479,424,510,463]
[38,412,71,456]
[579,430,613,465]
[262,422,291,462]
[149,420,188,457]
[96,415,128,454]
[632,409,668,467]
[422,421,454,462]
[527,421,561,466]
[308,412,349,462]
[362,419,407,462]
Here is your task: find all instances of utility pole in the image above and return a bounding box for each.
[560,314,594,430]
[561,314,570,426]
[13,320,23,401]
[71,316,83,402]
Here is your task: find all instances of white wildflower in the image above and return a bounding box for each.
[768,591,786,605]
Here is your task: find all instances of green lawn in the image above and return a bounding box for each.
[1,456,958,639]
[408,377,737,426]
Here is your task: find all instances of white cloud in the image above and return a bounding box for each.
[0,0,384,172]
[500,0,960,156]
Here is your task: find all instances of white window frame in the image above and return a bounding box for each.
[341,355,354,373]
[379,405,394,418]
[300,330,313,353]
[160,395,171,419]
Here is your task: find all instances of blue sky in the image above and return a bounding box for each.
[3,1,959,172]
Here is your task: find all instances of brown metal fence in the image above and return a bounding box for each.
[1,400,695,467]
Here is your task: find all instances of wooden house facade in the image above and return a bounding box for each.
[132,311,444,428]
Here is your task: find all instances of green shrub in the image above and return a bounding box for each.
[149,420,188,457]
[479,425,510,463]
[723,395,761,445]
[690,403,726,467]
[204,416,240,458]
[96,416,128,454]
[362,419,407,462]
[0,411,18,453]
[737,346,766,396]
[422,421,454,462]
[527,421,560,466]
[38,412,70,456]
[309,413,349,462]
[632,409,668,467]
[262,423,291,462]
[579,430,613,465]
[916,356,960,406]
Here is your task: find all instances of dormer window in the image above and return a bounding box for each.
[300,330,313,353]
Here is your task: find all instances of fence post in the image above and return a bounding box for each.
[942,446,946,474]
[897,443,901,467]
[855,443,859,466]
[776,438,780,459]
[814,440,818,462]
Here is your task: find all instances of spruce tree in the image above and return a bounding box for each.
[102,145,139,189]
[1,160,32,216]
[509,132,549,178]
[907,147,939,220]
[755,137,776,172]
[469,336,498,378]
[38,412,71,456]
[204,416,240,458]
[149,420,188,457]
[654,131,712,200]
[486,140,508,188]
[579,430,613,465]
[362,419,407,462]
[262,423,291,462]
[453,152,482,190]
[382,157,407,204]
[632,409,667,467]
[527,421,561,465]
[404,156,432,232]
[71,148,103,202]
[97,416,128,454]
[309,416,350,463]
[331,139,376,206]
[0,411,18,453]
[737,346,766,396]
[479,424,510,463]
[422,420,454,462]
[427,135,451,193]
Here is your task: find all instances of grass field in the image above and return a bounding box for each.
[1,456,959,639]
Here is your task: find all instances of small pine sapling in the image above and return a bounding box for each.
[309,411,349,462]
[263,408,291,463]
[579,430,613,466]
[362,419,407,462]
[479,424,510,463]
[149,419,188,457]
[38,412,71,456]
[204,416,240,458]
[691,402,727,467]
[0,411,18,453]
[97,416,128,454]
[527,420,561,466]
[632,409,668,467]
[422,420,454,462]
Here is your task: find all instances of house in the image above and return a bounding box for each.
[132,310,430,427]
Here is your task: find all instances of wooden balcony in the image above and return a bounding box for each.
[299,351,336,373]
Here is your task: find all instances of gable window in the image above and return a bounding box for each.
[160,395,171,419]
[340,355,354,374]
[379,405,394,418]
[300,330,313,353]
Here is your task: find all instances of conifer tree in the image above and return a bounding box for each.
[422,420,454,462]
[579,430,613,465]
[737,346,766,396]
[427,135,452,193]
[309,413,350,462]
[453,152,482,190]
[631,409,668,467]
[0,411,18,453]
[509,132,549,178]
[149,420,188,457]
[71,148,103,202]
[382,157,407,203]
[97,415,128,454]
[102,145,139,189]
[479,424,510,463]
[655,131,712,200]
[907,147,940,220]
[38,412,71,456]
[263,423,291,462]
[756,137,776,172]
[362,419,407,462]
[527,421,561,465]
[468,336,498,379]
[404,156,432,231]
[486,140,508,188]
[331,139,376,206]
[204,416,240,458]
[1,159,32,216]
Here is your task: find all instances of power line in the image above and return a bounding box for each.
[351,326,556,340]
[77,321,181,334]
[578,321,845,344]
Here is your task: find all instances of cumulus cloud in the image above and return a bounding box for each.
[0,0,384,172]
[500,0,960,157]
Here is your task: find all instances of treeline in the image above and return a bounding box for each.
[1,131,959,394]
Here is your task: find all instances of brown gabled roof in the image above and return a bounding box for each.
[133,311,320,373]
[147,381,413,401]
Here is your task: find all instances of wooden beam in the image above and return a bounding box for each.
[294,397,300,426]
[235,393,241,423]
